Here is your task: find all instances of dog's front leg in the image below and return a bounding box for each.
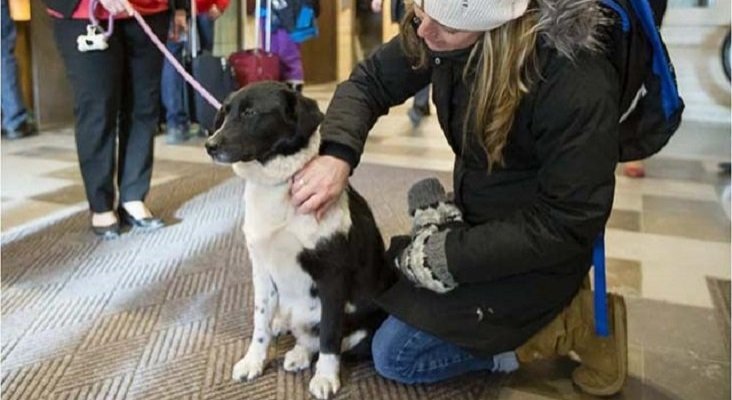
[309,278,346,400]
[233,266,277,382]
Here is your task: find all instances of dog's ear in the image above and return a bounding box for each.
[292,92,324,137]
[213,96,232,134]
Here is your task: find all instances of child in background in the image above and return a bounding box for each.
[261,0,319,92]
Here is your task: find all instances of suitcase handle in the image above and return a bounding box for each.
[251,0,272,53]
[190,0,199,58]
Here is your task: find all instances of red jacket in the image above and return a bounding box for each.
[195,0,229,13]
[46,0,168,19]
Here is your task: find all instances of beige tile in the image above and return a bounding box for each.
[1,200,76,231]
[1,155,74,177]
[9,146,78,162]
[153,137,213,164]
[361,153,453,172]
[605,228,730,307]
[607,209,641,232]
[30,184,87,206]
[363,141,454,160]
[602,258,643,297]
[637,158,719,184]
[1,175,73,200]
[44,166,82,180]
[497,388,556,400]
[612,189,644,212]
[643,195,730,243]
[628,344,644,380]
[616,175,720,202]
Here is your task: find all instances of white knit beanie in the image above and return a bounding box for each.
[414,0,530,32]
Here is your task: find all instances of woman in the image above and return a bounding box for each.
[291,0,628,396]
[44,0,169,238]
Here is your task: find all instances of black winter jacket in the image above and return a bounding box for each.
[319,0,619,356]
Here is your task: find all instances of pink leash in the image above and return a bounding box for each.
[131,12,222,109]
[95,0,223,110]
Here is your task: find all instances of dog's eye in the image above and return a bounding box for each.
[241,108,257,118]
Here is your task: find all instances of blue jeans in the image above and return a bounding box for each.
[161,15,214,129]
[1,0,28,130]
[371,316,519,384]
[413,85,430,110]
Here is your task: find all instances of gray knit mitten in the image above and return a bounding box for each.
[393,224,458,293]
[407,178,463,235]
[388,178,465,293]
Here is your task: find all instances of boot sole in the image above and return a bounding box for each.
[576,294,628,396]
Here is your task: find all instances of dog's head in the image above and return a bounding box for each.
[205,82,324,166]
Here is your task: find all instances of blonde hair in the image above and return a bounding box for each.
[400,4,541,169]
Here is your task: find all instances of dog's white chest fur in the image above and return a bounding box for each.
[233,129,352,336]
[243,181,351,328]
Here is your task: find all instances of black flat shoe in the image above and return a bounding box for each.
[118,207,165,230]
[92,222,120,239]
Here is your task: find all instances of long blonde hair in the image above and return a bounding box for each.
[400,4,541,169]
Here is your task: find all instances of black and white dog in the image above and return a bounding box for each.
[205,82,394,399]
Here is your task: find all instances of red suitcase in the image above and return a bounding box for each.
[229,0,280,87]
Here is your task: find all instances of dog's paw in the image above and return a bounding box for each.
[308,373,340,400]
[284,345,312,372]
[232,353,266,382]
[271,315,289,337]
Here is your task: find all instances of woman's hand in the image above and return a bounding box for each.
[99,0,127,14]
[170,10,188,41]
[291,155,351,220]
[208,5,222,19]
[371,0,382,13]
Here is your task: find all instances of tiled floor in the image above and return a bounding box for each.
[2,45,731,399]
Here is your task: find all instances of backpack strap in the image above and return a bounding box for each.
[592,234,609,337]
[628,0,682,119]
[600,0,631,33]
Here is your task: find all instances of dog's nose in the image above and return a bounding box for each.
[204,140,218,156]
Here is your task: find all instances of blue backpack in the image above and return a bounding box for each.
[600,0,684,162]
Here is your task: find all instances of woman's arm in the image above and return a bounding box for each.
[292,35,431,218]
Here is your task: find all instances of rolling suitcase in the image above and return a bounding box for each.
[190,0,236,134]
[229,0,280,87]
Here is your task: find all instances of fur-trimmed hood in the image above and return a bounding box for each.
[533,0,609,59]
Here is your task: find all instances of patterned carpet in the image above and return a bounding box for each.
[0,163,527,400]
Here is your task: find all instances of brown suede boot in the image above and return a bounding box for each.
[515,289,628,397]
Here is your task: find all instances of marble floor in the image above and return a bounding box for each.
[2,41,731,399]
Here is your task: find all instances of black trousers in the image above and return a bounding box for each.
[53,13,169,212]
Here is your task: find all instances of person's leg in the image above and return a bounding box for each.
[270,28,304,90]
[196,15,214,53]
[515,288,628,396]
[371,316,517,384]
[52,18,122,215]
[1,0,29,132]
[408,85,431,126]
[160,27,190,143]
[117,13,169,209]
[412,85,430,113]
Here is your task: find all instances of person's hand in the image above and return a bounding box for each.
[170,10,188,41]
[208,5,222,19]
[389,225,458,294]
[99,0,127,14]
[291,155,351,220]
[407,177,463,235]
[371,0,382,13]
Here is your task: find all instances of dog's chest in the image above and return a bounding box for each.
[242,183,350,250]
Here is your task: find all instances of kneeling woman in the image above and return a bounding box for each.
[291,0,627,396]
